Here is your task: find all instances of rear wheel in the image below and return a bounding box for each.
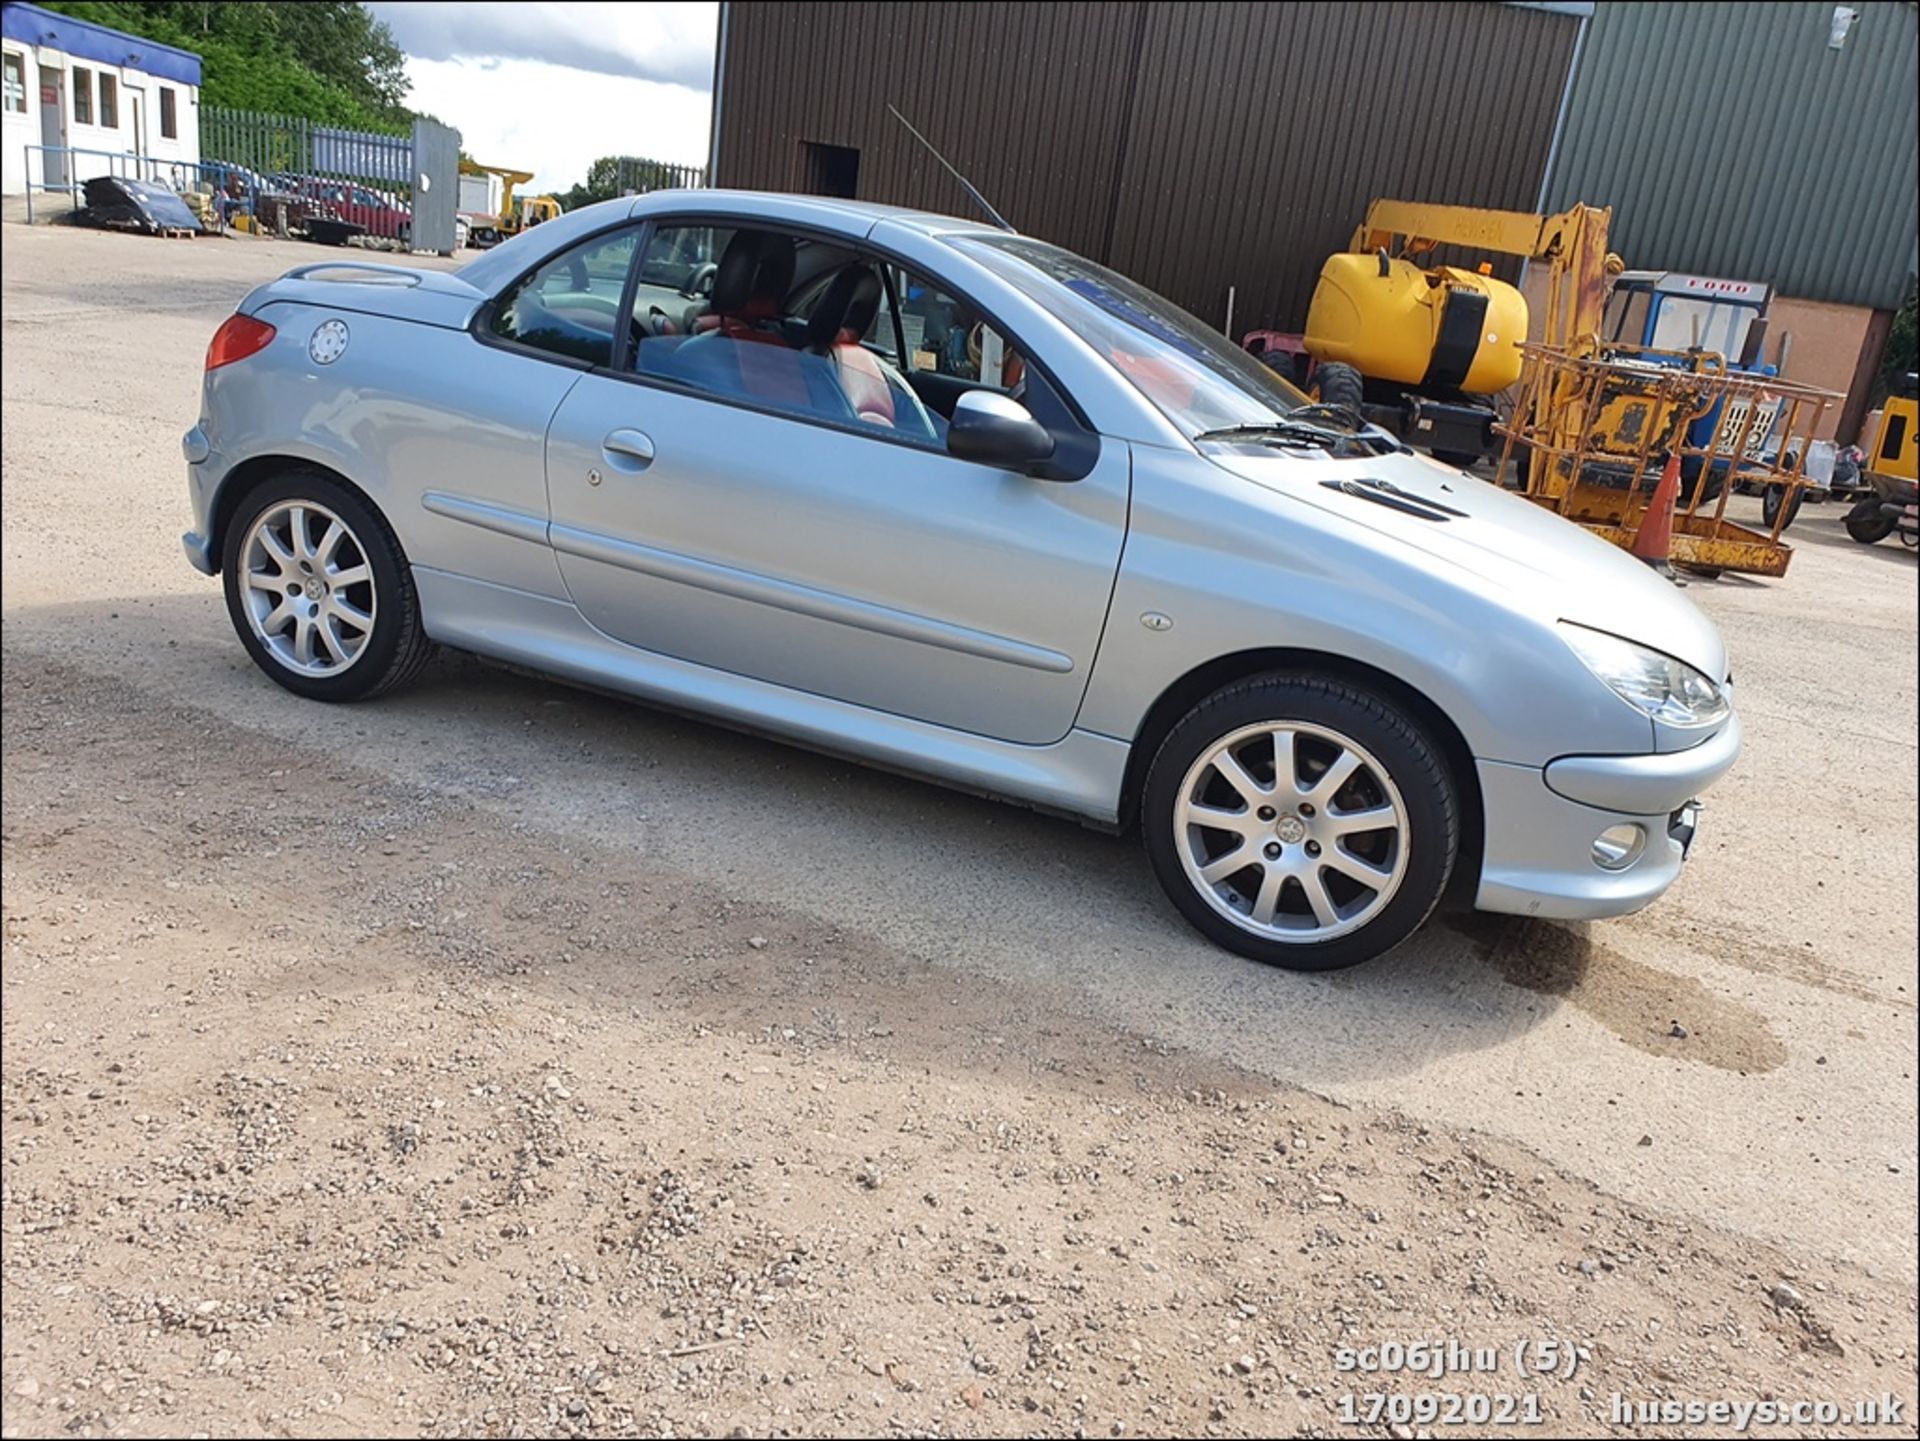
[1845,495,1898,544]
[1311,361,1365,411]
[221,469,434,702]
[1761,482,1803,530]
[1141,674,1458,971]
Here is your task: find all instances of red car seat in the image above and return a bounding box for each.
[671,232,822,409]
[806,266,895,427]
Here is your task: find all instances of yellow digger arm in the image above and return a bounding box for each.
[1351,199,1551,259]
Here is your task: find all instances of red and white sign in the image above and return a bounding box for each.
[1662,273,1768,302]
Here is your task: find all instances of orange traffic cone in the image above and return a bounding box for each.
[1632,452,1682,579]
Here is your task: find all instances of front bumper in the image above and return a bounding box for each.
[1474,712,1740,921]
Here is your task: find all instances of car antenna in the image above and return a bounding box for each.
[887,104,1016,233]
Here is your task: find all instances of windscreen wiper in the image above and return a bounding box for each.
[1287,403,1413,453]
[1194,420,1357,448]
[1288,401,1367,430]
[1193,419,1400,456]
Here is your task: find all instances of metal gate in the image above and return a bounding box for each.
[410,118,460,254]
[199,107,461,254]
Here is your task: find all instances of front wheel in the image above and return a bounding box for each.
[1141,674,1458,970]
[221,469,435,702]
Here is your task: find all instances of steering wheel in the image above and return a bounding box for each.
[965,322,1025,393]
[681,261,718,300]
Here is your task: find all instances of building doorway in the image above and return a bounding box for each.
[39,66,64,185]
[125,82,145,156]
[801,141,858,199]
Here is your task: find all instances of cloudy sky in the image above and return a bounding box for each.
[367,2,719,195]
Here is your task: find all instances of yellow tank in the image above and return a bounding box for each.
[1304,253,1528,395]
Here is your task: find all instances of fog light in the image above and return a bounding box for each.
[1591,823,1646,870]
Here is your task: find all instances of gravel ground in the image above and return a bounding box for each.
[2,223,1916,1438]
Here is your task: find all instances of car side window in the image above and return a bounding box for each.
[629,223,943,443]
[890,269,1025,390]
[490,229,640,366]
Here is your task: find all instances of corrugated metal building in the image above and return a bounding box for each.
[711,1,1582,331]
[1544,0,1918,312]
[711,0,1918,434]
[1542,0,1918,437]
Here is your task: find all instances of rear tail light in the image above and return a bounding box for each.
[206,314,277,371]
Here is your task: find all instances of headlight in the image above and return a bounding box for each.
[1559,623,1729,728]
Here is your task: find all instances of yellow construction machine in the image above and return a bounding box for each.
[1279,198,1619,464]
[459,160,563,249]
[1844,372,1918,547]
[1268,197,1838,577]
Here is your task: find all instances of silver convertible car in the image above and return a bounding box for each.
[182,190,1740,970]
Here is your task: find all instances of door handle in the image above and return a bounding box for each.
[601,428,655,471]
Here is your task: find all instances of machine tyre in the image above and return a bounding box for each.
[1311,361,1365,412]
[1761,483,1802,531]
[1844,496,1897,544]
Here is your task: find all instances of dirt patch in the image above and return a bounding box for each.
[1451,916,1789,1074]
[4,649,1914,1439]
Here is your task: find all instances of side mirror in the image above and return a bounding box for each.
[946,390,1055,471]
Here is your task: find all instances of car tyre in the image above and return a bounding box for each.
[1844,495,1897,544]
[221,468,434,703]
[1141,673,1458,971]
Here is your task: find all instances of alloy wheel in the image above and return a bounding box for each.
[1174,721,1409,942]
[239,500,377,677]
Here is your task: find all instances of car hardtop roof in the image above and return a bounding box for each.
[627,187,1002,238]
[455,189,1008,297]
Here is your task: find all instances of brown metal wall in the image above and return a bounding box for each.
[716,2,1579,330]
[715,1,1142,263]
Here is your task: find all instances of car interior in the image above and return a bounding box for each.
[498,223,1045,448]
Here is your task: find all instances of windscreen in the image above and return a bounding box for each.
[959,235,1309,436]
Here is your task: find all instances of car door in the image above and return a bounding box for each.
[543,221,1128,747]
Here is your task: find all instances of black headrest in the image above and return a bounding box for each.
[807,266,882,349]
[711,230,795,317]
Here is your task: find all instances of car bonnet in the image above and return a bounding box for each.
[1210,448,1730,682]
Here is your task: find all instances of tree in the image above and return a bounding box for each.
[560,157,623,213]
[1875,280,1916,409]
[40,2,415,131]
[271,3,409,118]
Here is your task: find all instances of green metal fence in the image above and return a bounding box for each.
[615,156,706,194]
[200,107,411,188]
